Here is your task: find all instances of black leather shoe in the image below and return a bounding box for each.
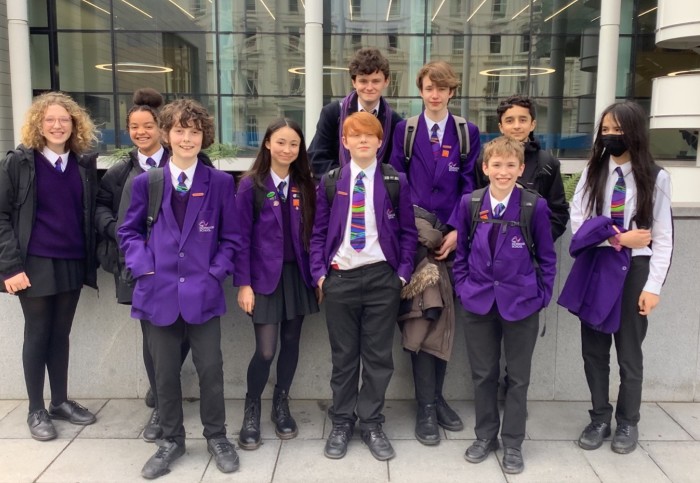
[464,438,499,463]
[324,422,353,459]
[361,426,395,461]
[143,409,163,442]
[271,388,298,439]
[502,446,524,474]
[415,404,440,446]
[238,396,261,450]
[207,437,239,473]
[27,409,57,441]
[141,439,186,479]
[145,388,156,409]
[578,421,611,450]
[611,423,638,454]
[436,395,464,431]
[48,400,96,425]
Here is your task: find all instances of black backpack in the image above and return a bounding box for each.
[323,163,400,210]
[403,114,470,165]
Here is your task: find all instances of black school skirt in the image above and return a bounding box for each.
[252,262,319,325]
[22,255,84,298]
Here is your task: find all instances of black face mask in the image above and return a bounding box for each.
[601,134,628,157]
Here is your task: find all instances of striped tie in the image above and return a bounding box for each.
[176,172,188,193]
[146,157,157,168]
[611,167,625,228]
[350,171,366,252]
[55,157,63,172]
[430,123,440,161]
[277,180,287,203]
[489,203,505,254]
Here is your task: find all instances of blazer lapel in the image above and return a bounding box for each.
[333,165,353,243]
[289,179,302,252]
[179,162,209,247]
[160,164,182,243]
[373,165,386,235]
[266,175,283,231]
[434,116,458,180]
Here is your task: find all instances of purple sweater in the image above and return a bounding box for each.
[27,152,84,259]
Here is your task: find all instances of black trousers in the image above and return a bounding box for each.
[411,352,448,406]
[145,316,226,446]
[462,303,539,449]
[19,290,81,412]
[581,256,650,427]
[140,319,190,409]
[324,262,401,430]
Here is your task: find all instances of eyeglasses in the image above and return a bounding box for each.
[43,117,72,126]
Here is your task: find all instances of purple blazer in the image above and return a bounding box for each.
[388,114,481,225]
[558,216,631,333]
[452,188,556,321]
[309,163,417,285]
[233,175,313,294]
[118,161,237,326]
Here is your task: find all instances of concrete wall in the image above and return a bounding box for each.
[1,206,699,402]
[0,0,15,152]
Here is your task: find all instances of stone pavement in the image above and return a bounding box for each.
[1,399,699,482]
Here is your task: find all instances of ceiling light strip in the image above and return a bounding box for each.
[120,0,153,19]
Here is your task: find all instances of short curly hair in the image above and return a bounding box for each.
[348,48,390,81]
[20,91,98,153]
[159,98,215,149]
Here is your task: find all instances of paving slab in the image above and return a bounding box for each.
[498,441,599,483]
[38,438,208,482]
[389,439,506,482]
[637,403,692,441]
[0,401,21,421]
[657,402,700,440]
[202,438,279,482]
[642,441,700,483]
[0,439,70,483]
[0,399,107,439]
[526,401,591,440]
[436,399,478,440]
[274,438,389,483]
[78,398,153,439]
[580,442,671,483]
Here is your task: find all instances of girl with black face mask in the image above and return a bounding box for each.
[563,101,673,456]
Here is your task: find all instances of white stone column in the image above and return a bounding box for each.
[593,0,621,124]
[305,0,323,144]
[7,0,32,146]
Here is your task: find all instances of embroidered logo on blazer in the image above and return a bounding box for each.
[448,162,459,172]
[511,236,526,249]
[386,208,396,220]
[199,220,215,233]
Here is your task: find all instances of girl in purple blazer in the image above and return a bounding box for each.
[234,118,318,449]
[570,102,673,455]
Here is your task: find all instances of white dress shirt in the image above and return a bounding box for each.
[137,146,166,172]
[42,146,69,172]
[168,160,197,191]
[423,112,449,146]
[270,170,290,199]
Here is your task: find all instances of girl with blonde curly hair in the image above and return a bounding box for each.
[0,91,99,441]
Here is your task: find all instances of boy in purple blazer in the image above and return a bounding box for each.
[118,99,239,479]
[451,136,556,474]
[310,112,417,461]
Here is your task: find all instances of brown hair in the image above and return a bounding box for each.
[20,91,98,153]
[159,98,215,149]
[348,48,390,81]
[342,111,383,140]
[416,60,460,92]
[483,136,525,165]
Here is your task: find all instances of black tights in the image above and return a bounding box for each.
[19,290,81,412]
[246,317,304,399]
[411,351,448,406]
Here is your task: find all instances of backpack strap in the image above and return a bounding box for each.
[324,165,400,212]
[146,168,164,240]
[253,183,267,223]
[403,115,419,165]
[467,187,488,249]
[452,115,470,164]
[324,167,341,205]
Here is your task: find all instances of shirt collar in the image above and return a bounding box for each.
[270,170,290,191]
[608,158,632,177]
[358,100,380,115]
[488,188,514,214]
[423,112,449,135]
[169,160,197,183]
[42,146,69,166]
[138,146,166,166]
[350,159,377,181]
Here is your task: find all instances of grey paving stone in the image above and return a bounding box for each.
[0,399,106,439]
[657,402,700,440]
[580,443,671,483]
[0,439,69,483]
[526,401,595,440]
[389,439,507,482]
[78,398,152,439]
[642,441,700,483]
[274,438,389,482]
[436,399,478,440]
[38,438,209,482]
[202,438,279,482]
[638,403,693,441]
[497,441,599,482]
[0,401,20,421]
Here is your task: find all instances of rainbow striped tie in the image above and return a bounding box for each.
[611,167,625,228]
[350,171,366,252]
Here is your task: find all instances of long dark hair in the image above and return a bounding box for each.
[585,101,657,228]
[246,118,316,248]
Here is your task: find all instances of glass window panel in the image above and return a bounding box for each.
[30,35,51,90]
[65,93,116,151]
[219,0,304,32]
[218,33,306,96]
[113,0,214,31]
[651,128,699,161]
[56,0,111,29]
[57,33,113,92]
[28,0,48,27]
[114,32,217,95]
[326,0,429,35]
[636,0,658,34]
[633,35,700,98]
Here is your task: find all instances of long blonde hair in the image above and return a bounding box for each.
[20,91,98,153]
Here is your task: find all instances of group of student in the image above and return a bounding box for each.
[0,47,673,479]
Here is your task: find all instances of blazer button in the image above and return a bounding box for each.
[179,252,185,258]
[179,277,185,283]
[622,266,627,271]
[494,281,500,286]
